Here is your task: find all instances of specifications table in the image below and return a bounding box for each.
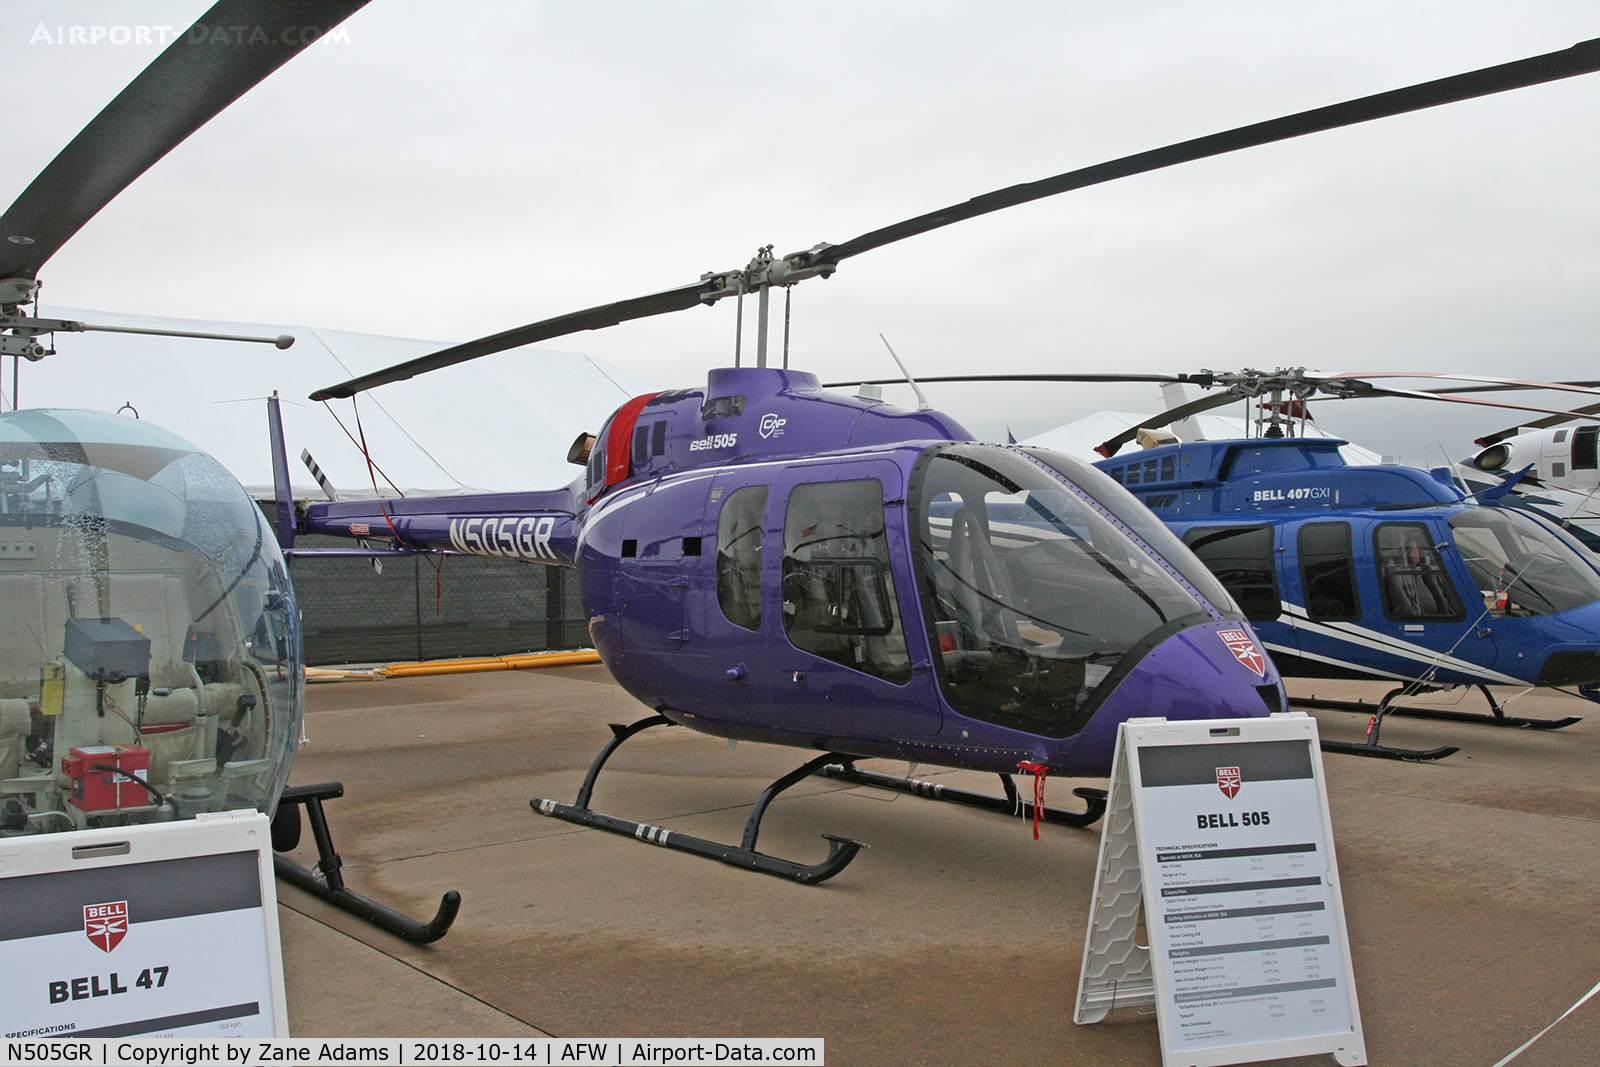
[1076,714,1365,1067]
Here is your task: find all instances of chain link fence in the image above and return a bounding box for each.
[289,534,587,666]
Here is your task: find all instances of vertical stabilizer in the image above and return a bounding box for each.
[266,393,296,551]
[1160,382,1205,441]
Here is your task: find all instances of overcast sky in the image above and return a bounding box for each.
[5,1,1599,467]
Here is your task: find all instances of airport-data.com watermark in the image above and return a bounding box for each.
[28,23,351,47]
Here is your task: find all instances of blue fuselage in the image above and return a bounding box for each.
[1094,437,1600,690]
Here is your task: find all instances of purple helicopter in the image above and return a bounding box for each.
[284,368,1278,881]
[287,37,1600,882]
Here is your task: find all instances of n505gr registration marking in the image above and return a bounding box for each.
[449,516,557,560]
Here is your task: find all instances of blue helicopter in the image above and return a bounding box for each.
[1078,370,1600,758]
[824,366,1600,759]
[290,39,1600,881]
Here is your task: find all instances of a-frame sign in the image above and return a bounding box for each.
[1075,713,1365,1067]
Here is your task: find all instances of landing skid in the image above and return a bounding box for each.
[529,715,865,885]
[815,760,1109,828]
[1296,686,1461,761]
[273,782,461,943]
[1293,683,1582,730]
[1317,739,1460,762]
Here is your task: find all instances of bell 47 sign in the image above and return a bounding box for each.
[0,814,289,1039]
[83,902,128,953]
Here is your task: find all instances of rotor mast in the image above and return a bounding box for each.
[702,244,834,370]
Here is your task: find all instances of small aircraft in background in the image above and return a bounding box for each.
[1458,401,1600,550]
[289,39,1600,878]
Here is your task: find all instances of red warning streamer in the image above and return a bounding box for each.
[1017,760,1049,840]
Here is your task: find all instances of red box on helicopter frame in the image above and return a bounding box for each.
[61,744,153,812]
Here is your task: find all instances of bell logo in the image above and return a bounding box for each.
[85,901,128,952]
[1217,629,1266,677]
[1217,766,1242,799]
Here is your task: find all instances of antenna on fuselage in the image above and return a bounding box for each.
[879,334,931,411]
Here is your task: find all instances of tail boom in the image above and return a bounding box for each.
[304,490,580,567]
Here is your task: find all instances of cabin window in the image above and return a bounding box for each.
[1374,522,1465,622]
[781,479,910,684]
[1574,426,1598,470]
[716,486,767,631]
[1161,455,1176,481]
[1182,525,1280,621]
[1143,458,1157,484]
[1298,522,1360,621]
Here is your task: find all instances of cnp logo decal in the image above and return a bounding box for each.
[85,901,128,952]
[1216,766,1242,799]
[1217,628,1266,677]
[759,413,787,439]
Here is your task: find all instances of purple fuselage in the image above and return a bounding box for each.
[308,367,1282,775]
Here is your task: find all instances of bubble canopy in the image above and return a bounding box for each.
[0,409,301,832]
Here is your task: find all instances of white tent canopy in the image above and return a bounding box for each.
[10,306,663,498]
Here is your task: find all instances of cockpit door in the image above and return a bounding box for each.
[1369,518,1499,680]
[768,460,940,739]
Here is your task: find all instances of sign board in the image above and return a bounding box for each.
[0,811,288,1040]
[1074,713,1365,1067]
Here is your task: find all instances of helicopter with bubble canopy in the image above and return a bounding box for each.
[0,0,459,941]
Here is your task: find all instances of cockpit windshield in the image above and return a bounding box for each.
[1449,508,1600,617]
[0,409,301,835]
[910,444,1211,737]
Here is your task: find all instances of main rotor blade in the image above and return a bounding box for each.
[1330,372,1600,398]
[0,0,369,281]
[1357,386,1600,419]
[1420,379,1600,396]
[310,282,712,400]
[1096,392,1245,457]
[1095,383,1600,458]
[314,35,1600,402]
[1476,401,1600,447]
[821,373,1211,389]
[813,37,1600,267]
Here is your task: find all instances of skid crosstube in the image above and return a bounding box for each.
[815,760,1109,828]
[530,716,865,885]
[273,781,461,943]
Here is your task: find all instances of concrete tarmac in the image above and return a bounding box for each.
[274,666,1600,1065]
